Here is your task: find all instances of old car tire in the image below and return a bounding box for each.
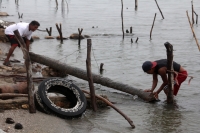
[37,78,87,118]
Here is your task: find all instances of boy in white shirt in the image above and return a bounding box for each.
[4,20,40,66]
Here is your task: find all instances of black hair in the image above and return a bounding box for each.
[30,20,40,26]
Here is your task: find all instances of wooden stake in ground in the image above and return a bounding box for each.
[46,27,52,36]
[155,0,164,19]
[86,39,97,111]
[14,30,35,113]
[78,28,83,46]
[82,89,135,128]
[56,23,63,44]
[164,42,174,103]
[121,0,124,39]
[150,13,157,40]
[186,11,200,51]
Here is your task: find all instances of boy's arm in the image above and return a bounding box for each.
[154,68,168,96]
[144,73,158,92]
[25,39,30,51]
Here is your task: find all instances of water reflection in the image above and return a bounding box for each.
[147,101,182,133]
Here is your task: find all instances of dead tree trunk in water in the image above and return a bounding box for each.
[14,30,35,113]
[164,42,174,103]
[29,52,155,102]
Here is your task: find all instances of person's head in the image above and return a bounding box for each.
[142,61,157,74]
[29,20,40,31]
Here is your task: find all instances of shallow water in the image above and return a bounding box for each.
[0,0,200,132]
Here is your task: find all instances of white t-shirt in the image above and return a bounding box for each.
[5,22,32,40]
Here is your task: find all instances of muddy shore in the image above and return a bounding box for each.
[0,42,74,133]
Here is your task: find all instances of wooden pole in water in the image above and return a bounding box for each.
[55,23,63,43]
[131,38,133,43]
[46,27,52,36]
[191,0,194,25]
[135,37,139,43]
[150,13,157,40]
[164,42,174,103]
[130,27,132,34]
[155,0,164,19]
[121,0,124,39]
[82,89,135,128]
[20,13,23,18]
[135,0,138,9]
[186,11,200,51]
[194,11,198,24]
[55,0,58,7]
[18,12,20,18]
[78,28,83,46]
[14,30,36,113]
[86,39,97,111]
[100,63,104,74]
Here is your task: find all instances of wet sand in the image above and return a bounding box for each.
[0,109,72,133]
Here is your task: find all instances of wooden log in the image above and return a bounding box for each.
[186,11,200,51]
[164,42,174,103]
[29,52,155,102]
[0,93,28,99]
[78,28,83,46]
[150,13,157,40]
[86,39,97,111]
[155,0,164,19]
[82,89,135,128]
[121,0,124,39]
[14,30,36,113]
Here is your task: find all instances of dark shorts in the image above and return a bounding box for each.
[6,35,27,47]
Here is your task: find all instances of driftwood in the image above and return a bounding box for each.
[86,39,97,111]
[164,42,174,103]
[82,89,135,128]
[29,52,155,102]
[14,30,35,113]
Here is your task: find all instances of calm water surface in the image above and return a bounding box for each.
[0,0,200,132]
